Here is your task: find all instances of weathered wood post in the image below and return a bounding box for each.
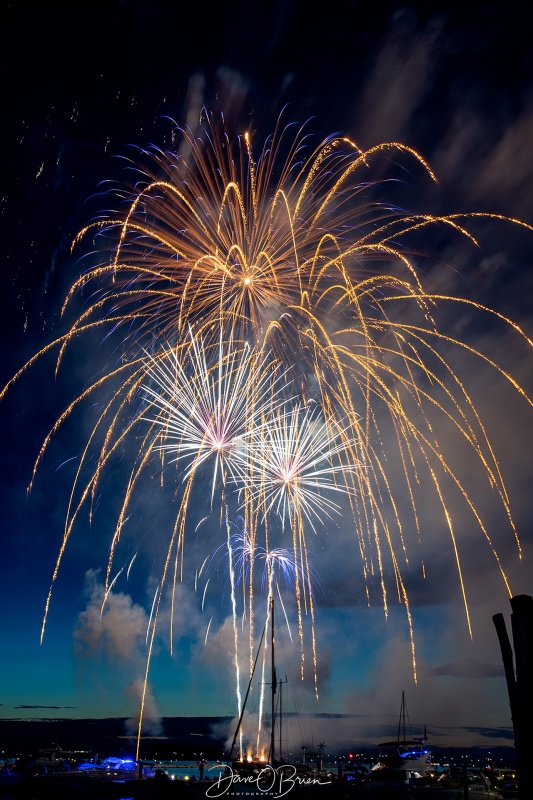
[493,594,533,800]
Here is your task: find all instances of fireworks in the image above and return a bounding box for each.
[237,403,360,530]
[206,519,309,760]
[3,111,533,756]
[141,328,289,495]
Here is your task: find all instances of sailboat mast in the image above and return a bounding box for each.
[270,593,277,765]
[397,691,406,744]
[279,676,282,762]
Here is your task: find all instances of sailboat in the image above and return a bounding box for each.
[228,593,284,768]
[367,691,432,785]
[227,594,318,774]
[361,695,504,798]
[217,595,334,800]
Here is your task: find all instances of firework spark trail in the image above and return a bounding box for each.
[207,523,314,758]
[2,110,533,757]
[255,595,271,760]
[226,509,244,761]
[254,557,286,760]
[229,401,363,688]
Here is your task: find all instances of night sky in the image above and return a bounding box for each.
[2,0,533,755]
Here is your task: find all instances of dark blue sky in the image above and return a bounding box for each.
[1,0,533,752]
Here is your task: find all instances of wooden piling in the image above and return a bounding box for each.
[493,594,533,800]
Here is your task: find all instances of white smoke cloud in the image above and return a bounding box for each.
[73,569,163,736]
[74,569,148,662]
[353,10,443,147]
[124,678,163,737]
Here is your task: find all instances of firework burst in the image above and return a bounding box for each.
[238,403,361,530]
[3,110,533,756]
[141,327,289,495]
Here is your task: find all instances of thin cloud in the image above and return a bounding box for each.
[14,705,76,709]
[423,660,504,679]
[461,726,514,741]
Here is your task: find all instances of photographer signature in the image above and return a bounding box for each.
[205,763,331,798]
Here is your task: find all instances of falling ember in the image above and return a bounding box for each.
[3,110,533,757]
[226,511,245,762]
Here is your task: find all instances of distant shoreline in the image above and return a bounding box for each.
[0,716,516,768]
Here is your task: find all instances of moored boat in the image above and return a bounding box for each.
[409,768,503,799]
[364,692,432,789]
